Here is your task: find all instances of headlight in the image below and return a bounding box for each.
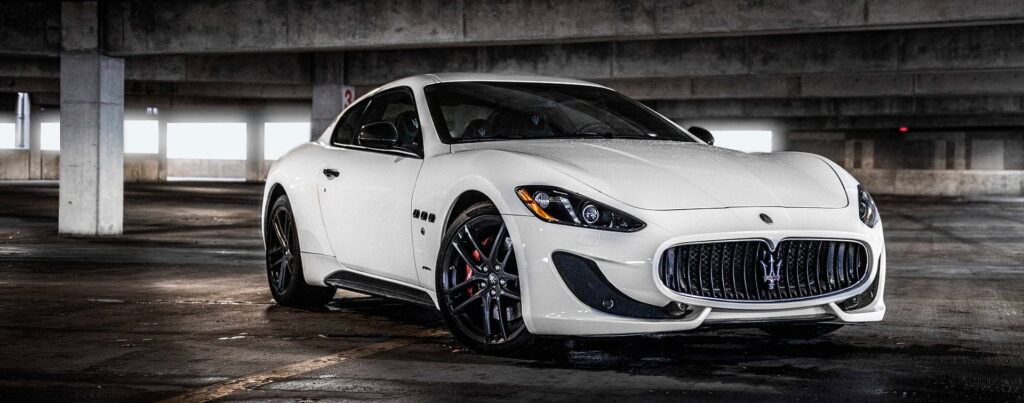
[858,185,879,228]
[515,186,645,232]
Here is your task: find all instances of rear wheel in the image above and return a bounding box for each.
[759,324,844,338]
[437,202,534,355]
[266,193,335,308]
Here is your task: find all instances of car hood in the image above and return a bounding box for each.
[458,139,848,211]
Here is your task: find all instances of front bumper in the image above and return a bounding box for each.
[506,205,886,337]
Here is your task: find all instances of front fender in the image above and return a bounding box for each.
[262,142,336,257]
[410,148,619,289]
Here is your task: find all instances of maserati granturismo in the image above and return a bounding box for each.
[261,73,886,354]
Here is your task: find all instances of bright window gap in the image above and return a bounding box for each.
[264,122,310,160]
[125,120,159,154]
[167,123,247,160]
[0,123,14,149]
[41,122,60,151]
[710,130,773,153]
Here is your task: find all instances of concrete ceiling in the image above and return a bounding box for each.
[1,0,1024,129]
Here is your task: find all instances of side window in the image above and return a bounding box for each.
[331,99,368,145]
[359,88,422,154]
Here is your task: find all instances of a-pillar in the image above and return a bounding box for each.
[58,1,124,236]
[311,53,346,141]
[245,109,264,182]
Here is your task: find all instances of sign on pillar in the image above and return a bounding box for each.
[341,86,355,110]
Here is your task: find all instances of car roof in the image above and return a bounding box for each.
[372,73,608,94]
[427,73,606,87]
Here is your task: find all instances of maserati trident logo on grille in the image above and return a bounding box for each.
[760,253,783,290]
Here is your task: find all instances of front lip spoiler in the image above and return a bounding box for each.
[698,314,839,329]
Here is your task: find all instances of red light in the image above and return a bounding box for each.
[899,127,908,132]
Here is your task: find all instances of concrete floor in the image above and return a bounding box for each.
[0,182,1022,402]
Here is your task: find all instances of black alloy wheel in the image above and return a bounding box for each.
[437,202,533,354]
[266,194,335,308]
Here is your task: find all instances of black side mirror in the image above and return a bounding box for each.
[358,122,399,149]
[688,126,714,145]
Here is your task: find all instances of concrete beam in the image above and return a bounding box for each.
[780,115,1024,131]
[0,78,60,93]
[600,70,1024,100]
[344,24,1024,84]
[651,95,1024,120]
[125,54,312,84]
[99,0,1024,56]
[125,81,311,100]
[0,0,60,56]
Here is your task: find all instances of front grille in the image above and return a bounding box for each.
[659,239,869,302]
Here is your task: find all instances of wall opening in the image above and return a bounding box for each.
[167,122,247,180]
[264,122,310,160]
[125,120,159,154]
[710,130,773,153]
[0,123,14,149]
[41,122,60,151]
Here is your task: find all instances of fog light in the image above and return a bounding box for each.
[662,301,692,318]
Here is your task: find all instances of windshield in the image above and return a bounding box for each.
[424,82,696,144]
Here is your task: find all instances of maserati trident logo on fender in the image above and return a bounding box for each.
[760,253,783,290]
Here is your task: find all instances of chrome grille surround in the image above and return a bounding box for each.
[658,239,871,303]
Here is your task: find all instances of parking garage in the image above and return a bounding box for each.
[1,1,1023,401]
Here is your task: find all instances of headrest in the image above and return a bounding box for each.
[461,119,489,140]
[393,111,420,145]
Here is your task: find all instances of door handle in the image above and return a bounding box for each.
[322,168,340,179]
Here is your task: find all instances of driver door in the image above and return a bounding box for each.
[316,87,424,284]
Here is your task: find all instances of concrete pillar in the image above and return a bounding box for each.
[157,117,168,181]
[245,110,264,182]
[953,134,967,170]
[933,140,948,170]
[15,93,29,149]
[844,139,856,169]
[311,53,346,140]
[861,140,875,169]
[28,106,41,180]
[58,1,124,236]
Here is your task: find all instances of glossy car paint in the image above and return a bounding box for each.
[262,73,886,336]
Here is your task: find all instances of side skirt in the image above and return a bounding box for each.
[324,270,436,308]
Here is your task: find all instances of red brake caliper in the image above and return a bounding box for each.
[466,237,491,295]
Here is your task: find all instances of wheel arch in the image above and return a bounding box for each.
[444,190,495,234]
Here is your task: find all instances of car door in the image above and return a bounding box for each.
[316,87,424,284]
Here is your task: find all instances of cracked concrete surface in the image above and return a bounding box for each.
[0,182,1022,401]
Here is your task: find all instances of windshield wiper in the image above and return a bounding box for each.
[547,131,616,139]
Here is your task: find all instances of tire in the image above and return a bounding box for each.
[436,202,535,355]
[758,323,844,339]
[266,193,336,308]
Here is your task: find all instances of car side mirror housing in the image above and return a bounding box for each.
[687,126,714,145]
[358,122,399,149]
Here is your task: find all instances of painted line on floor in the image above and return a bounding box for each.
[157,328,446,403]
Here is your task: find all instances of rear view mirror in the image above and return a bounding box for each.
[688,126,714,145]
[358,122,399,149]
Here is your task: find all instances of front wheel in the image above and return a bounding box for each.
[266,193,335,308]
[436,202,534,355]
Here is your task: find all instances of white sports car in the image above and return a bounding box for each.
[262,73,886,354]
